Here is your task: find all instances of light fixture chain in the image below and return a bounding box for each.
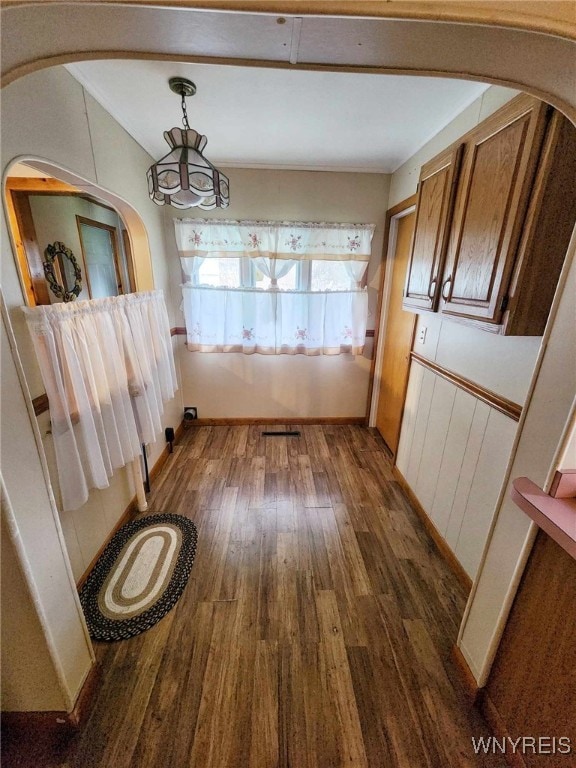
[181,93,190,130]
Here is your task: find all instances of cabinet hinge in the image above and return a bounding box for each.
[500,295,509,313]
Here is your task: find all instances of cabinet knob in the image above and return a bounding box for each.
[427,278,437,300]
[441,276,452,300]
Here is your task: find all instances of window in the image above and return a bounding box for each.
[310,260,354,291]
[175,218,375,356]
[197,257,242,288]
[253,262,298,290]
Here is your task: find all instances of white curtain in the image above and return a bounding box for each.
[182,286,368,355]
[251,256,297,288]
[175,218,374,356]
[174,218,375,261]
[23,291,177,512]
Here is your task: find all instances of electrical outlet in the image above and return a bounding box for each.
[418,326,427,344]
[184,406,198,421]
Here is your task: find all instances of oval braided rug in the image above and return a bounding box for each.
[79,513,198,642]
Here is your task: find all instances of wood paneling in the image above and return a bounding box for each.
[4,425,507,768]
[375,210,417,453]
[485,531,576,768]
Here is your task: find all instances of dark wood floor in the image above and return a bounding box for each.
[8,426,507,768]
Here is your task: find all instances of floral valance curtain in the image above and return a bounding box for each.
[23,291,177,511]
[174,218,375,261]
[175,218,375,356]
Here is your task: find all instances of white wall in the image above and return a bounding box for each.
[1,65,183,711]
[0,313,93,712]
[1,509,66,711]
[169,168,391,419]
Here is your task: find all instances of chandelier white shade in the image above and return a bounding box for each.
[147,78,229,210]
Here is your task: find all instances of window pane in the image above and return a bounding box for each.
[253,263,298,290]
[310,260,352,291]
[197,257,241,287]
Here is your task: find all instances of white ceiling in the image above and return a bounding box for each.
[67,60,488,174]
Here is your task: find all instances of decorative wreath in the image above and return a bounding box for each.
[43,241,82,302]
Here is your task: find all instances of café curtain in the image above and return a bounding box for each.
[23,291,177,511]
[175,218,374,355]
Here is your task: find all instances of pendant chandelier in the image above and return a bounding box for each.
[147,77,230,210]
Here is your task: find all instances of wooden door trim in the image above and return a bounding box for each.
[367,194,416,427]
[7,189,52,305]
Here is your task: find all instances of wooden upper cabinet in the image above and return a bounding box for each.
[403,145,463,311]
[439,95,549,325]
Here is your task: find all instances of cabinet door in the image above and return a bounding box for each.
[439,95,549,324]
[403,144,463,311]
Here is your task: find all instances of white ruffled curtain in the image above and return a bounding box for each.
[23,291,177,512]
[181,286,368,354]
[175,219,374,355]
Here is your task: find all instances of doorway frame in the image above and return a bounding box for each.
[368,196,416,429]
[5,176,135,306]
[76,214,125,298]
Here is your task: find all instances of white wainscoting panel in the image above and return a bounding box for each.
[405,367,436,484]
[453,409,517,577]
[395,361,424,475]
[445,401,490,552]
[397,359,519,581]
[429,388,476,534]
[414,375,456,511]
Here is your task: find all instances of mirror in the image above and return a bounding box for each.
[5,164,135,306]
[43,241,83,302]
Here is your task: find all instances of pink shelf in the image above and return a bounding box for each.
[512,477,576,560]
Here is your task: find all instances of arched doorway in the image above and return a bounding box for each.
[1,0,574,738]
